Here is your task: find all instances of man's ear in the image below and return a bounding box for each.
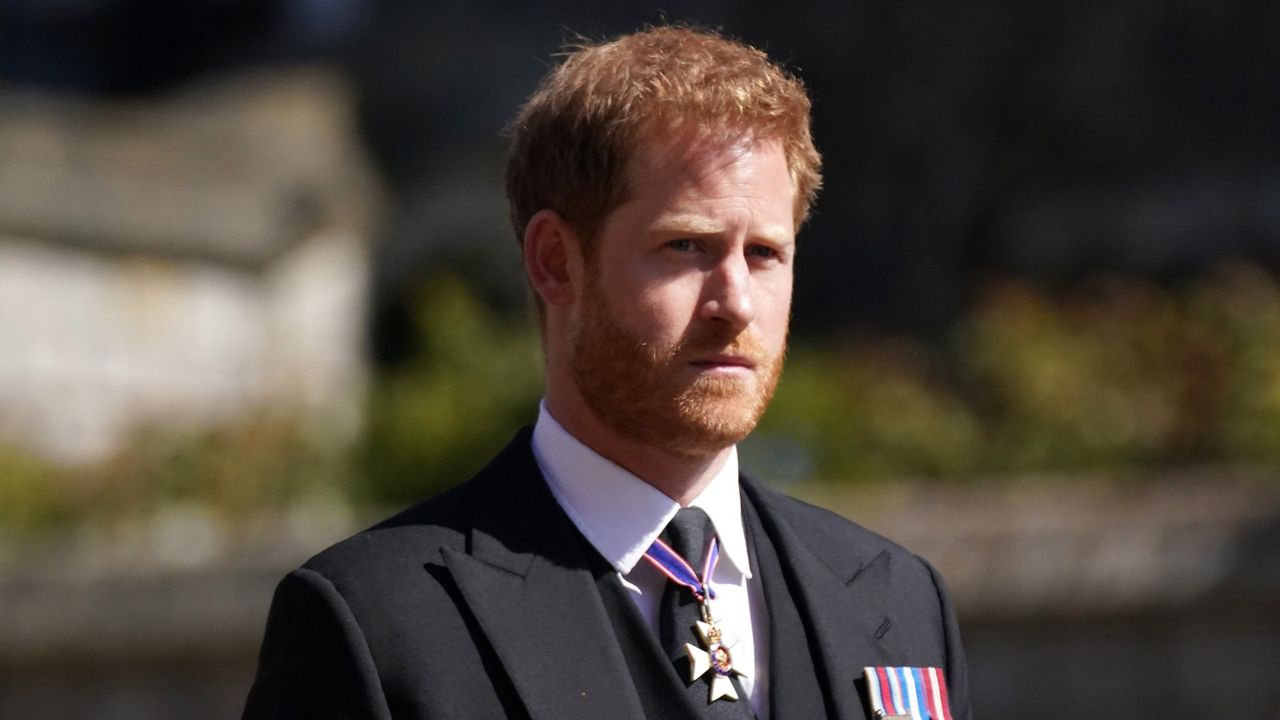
[523,209,582,307]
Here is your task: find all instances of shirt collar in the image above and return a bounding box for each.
[532,401,752,579]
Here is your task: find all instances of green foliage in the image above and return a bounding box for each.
[957,277,1192,471]
[361,273,544,504]
[756,341,980,481]
[0,415,351,537]
[0,444,68,533]
[84,415,352,517]
[1191,264,1280,461]
[759,262,1280,483]
[957,265,1280,472]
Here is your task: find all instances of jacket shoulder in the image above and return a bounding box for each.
[299,478,474,583]
[300,426,537,584]
[747,479,924,565]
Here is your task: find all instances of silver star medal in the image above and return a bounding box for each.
[684,619,747,702]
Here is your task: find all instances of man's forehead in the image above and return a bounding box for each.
[625,132,797,245]
[631,123,770,174]
[622,127,793,210]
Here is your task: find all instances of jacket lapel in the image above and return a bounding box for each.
[441,432,646,720]
[742,478,896,720]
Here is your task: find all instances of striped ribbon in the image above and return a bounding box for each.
[863,666,953,720]
[642,535,719,603]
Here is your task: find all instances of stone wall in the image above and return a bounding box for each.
[0,69,378,465]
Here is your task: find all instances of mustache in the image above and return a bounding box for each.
[676,330,775,365]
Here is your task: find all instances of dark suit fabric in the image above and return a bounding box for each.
[742,486,828,719]
[243,428,973,720]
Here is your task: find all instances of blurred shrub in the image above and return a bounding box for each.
[957,276,1194,471]
[756,340,980,482]
[0,414,351,537]
[758,262,1280,482]
[956,264,1280,473]
[360,273,543,504]
[82,414,352,518]
[1191,263,1280,461]
[0,444,68,533]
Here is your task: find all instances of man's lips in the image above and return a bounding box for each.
[690,354,758,370]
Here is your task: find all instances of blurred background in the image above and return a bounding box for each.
[1,1,1278,717]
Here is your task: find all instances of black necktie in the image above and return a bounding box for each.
[658,507,755,719]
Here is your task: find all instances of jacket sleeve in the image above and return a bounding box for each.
[242,568,393,720]
[922,557,973,720]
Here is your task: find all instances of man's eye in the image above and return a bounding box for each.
[667,239,696,252]
[747,244,778,259]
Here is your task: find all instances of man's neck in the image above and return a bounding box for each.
[543,397,732,507]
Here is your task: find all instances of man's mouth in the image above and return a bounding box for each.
[690,354,758,373]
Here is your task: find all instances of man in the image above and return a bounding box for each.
[244,26,971,720]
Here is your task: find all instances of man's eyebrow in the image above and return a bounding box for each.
[650,215,723,236]
[651,215,794,245]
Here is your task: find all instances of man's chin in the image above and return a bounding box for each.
[665,389,767,456]
[660,421,756,459]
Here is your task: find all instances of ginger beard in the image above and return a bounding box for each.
[569,268,786,458]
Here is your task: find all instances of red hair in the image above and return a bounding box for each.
[505,25,822,251]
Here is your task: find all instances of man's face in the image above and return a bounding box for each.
[569,129,795,458]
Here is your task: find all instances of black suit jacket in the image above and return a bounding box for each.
[244,429,972,719]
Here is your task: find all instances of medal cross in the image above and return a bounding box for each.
[684,620,747,702]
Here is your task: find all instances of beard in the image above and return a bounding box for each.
[569,276,785,458]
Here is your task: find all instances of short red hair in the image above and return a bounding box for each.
[505,25,822,251]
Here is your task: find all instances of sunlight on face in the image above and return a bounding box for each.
[570,130,795,457]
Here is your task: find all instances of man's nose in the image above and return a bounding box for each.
[700,253,755,330]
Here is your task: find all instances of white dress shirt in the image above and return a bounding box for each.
[531,402,770,718]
